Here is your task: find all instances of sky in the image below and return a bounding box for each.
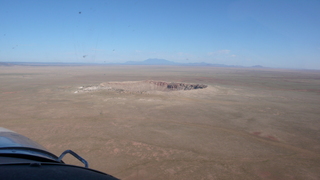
[0,0,319,69]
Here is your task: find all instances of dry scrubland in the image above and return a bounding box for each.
[0,65,320,179]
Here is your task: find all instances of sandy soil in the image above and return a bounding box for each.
[0,65,320,179]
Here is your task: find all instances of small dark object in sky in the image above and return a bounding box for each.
[83,55,87,58]
[79,11,81,14]
[113,49,115,51]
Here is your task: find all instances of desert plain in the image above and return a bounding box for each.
[0,65,320,179]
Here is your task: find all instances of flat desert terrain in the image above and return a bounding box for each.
[0,65,320,179]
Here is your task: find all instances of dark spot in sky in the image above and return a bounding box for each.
[3,34,5,36]
[79,11,81,14]
[83,55,87,58]
[113,49,115,51]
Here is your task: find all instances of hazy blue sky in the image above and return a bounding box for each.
[1,0,319,69]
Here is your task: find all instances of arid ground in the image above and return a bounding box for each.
[0,65,320,179]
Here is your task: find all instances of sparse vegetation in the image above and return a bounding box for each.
[0,65,320,179]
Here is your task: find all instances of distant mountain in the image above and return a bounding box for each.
[124,59,241,67]
[125,58,177,65]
